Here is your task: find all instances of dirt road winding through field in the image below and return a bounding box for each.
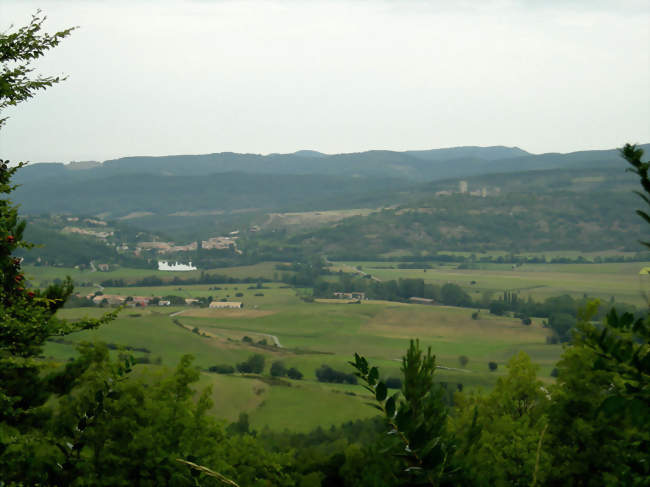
[168,309,283,347]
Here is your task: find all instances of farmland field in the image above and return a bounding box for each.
[44,278,562,431]
[32,257,637,432]
[333,261,648,306]
[22,261,281,287]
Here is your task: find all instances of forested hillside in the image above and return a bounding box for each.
[15,165,647,257]
[16,144,649,182]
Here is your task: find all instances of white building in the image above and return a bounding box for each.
[459,180,468,194]
[157,261,197,271]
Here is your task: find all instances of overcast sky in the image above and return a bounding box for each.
[1,0,649,163]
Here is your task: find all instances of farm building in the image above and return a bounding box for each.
[333,292,366,300]
[130,296,151,307]
[209,301,243,309]
[158,300,171,306]
[91,294,125,306]
[158,260,197,271]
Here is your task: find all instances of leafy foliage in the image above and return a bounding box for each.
[453,353,550,486]
[0,16,120,482]
[621,143,650,247]
[0,11,74,129]
[350,340,456,485]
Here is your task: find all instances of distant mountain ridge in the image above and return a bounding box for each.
[15,144,648,185]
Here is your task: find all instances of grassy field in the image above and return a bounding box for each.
[23,261,282,287]
[34,257,633,432]
[45,282,562,431]
[335,261,648,306]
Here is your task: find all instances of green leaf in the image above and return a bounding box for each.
[368,366,379,386]
[376,381,387,402]
[385,395,396,417]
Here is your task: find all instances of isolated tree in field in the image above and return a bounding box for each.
[237,353,265,374]
[270,360,287,377]
[287,367,303,380]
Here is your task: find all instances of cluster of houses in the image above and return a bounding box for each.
[333,292,366,300]
[85,294,152,307]
[63,226,114,239]
[136,235,240,255]
[83,292,242,309]
[332,292,436,305]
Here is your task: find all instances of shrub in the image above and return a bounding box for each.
[270,361,287,377]
[471,311,480,320]
[209,364,235,374]
[242,336,253,343]
[458,355,469,368]
[521,317,532,325]
[488,361,498,371]
[235,292,244,297]
[237,353,265,374]
[236,362,252,373]
[287,367,303,380]
[489,301,507,316]
[315,365,357,384]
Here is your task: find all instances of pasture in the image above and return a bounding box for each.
[45,282,562,431]
[23,261,281,287]
[34,258,631,431]
[335,261,648,306]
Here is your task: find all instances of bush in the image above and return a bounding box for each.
[254,293,264,296]
[315,365,357,384]
[236,362,252,373]
[209,364,235,374]
[550,367,559,378]
[521,317,532,325]
[242,336,253,343]
[458,355,469,368]
[235,292,244,297]
[385,377,402,389]
[471,311,480,320]
[287,367,303,380]
[489,301,507,316]
[270,361,287,377]
[237,353,265,374]
[488,361,498,371]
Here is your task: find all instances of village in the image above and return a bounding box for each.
[82,292,244,309]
